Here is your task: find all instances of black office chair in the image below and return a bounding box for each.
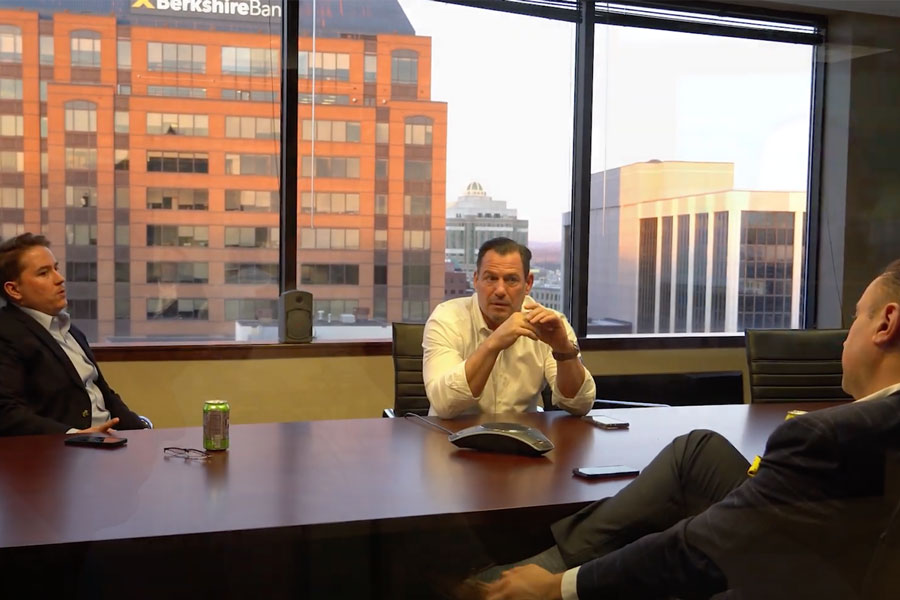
[745,328,853,403]
[383,322,429,418]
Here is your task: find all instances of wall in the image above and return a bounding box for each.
[100,347,749,428]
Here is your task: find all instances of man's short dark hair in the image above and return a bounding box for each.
[0,233,51,302]
[476,237,531,276]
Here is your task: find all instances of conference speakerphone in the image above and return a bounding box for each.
[405,414,554,457]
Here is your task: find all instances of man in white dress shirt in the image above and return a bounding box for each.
[423,237,595,418]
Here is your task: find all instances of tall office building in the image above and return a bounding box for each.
[444,181,528,278]
[0,0,447,341]
[565,160,806,334]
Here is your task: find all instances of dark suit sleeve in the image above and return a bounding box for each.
[575,416,844,599]
[71,328,147,431]
[0,332,71,435]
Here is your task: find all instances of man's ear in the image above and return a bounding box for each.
[525,271,534,294]
[875,303,900,345]
[2,281,20,303]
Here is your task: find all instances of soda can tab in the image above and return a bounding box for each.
[785,409,807,420]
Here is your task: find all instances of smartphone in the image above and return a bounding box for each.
[573,465,640,479]
[582,415,630,430]
[64,435,127,448]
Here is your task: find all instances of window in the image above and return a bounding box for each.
[403,230,430,250]
[225,153,277,176]
[70,31,100,67]
[225,263,278,284]
[300,228,360,250]
[65,224,97,246]
[222,46,278,76]
[225,190,277,212]
[68,299,97,320]
[300,156,360,178]
[300,264,359,285]
[298,51,349,81]
[117,39,130,69]
[147,86,206,98]
[0,115,23,136]
[66,186,97,207]
[0,78,23,99]
[391,49,418,84]
[64,101,97,132]
[298,93,349,105]
[146,225,209,247]
[0,187,23,209]
[148,42,205,73]
[146,151,208,173]
[225,116,279,140]
[364,54,376,82]
[65,148,97,170]
[114,150,129,171]
[146,113,208,136]
[404,117,433,145]
[147,298,208,320]
[0,25,22,63]
[301,120,360,142]
[224,227,278,248]
[222,89,276,102]
[147,188,209,211]
[114,111,129,133]
[0,223,24,242]
[147,262,209,284]
[39,35,53,65]
[66,262,97,282]
[300,192,360,214]
[313,299,358,319]
[224,299,277,321]
[115,262,130,283]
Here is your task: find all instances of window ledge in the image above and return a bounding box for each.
[93,340,392,362]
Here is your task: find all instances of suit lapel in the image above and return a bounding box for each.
[5,305,86,389]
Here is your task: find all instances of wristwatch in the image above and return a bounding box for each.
[552,343,580,361]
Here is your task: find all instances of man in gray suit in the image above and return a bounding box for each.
[483,261,900,600]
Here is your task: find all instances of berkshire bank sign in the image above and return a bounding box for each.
[131,0,282,18]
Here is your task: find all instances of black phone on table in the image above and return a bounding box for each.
[572,465,640,479]
[64,435,127,448]
[582,415,630,429]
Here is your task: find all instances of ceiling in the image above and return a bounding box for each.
[754,0,900,18]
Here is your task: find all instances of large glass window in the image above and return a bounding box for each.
[70,31,100,67]
[148,42,205,72]
[0,25,22,63]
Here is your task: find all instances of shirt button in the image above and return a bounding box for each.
[82,409,89,418]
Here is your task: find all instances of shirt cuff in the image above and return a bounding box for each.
[561,566,580,600]
[66,428,79,434]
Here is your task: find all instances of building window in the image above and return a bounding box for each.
[710,211,729,332]
[692,213,709,332]
[146,151,208,173]
[298,93,349,105]
[300,228,360,250]
[224,226,279,248]
[0,78,22,99]
[403,265,430,285]
[146,113,209,136]
[224,299,277,321]
[39,35,53,64]
[225,116,279,140]
[117,39,131,69]
[404,195,431,215]
[68,299,98,320]
[300,192,360,214]
[313,299,358,319]
[402,300,429,321]
[738,211,795,330]
[0,187,23,209]
[404,117,433,145]
[404,159,431,181]
[66,186,97,207]
[298,51,349,81]
[403,230,430,250]
[391,49,418,84]
[114,111,129,133]
[70,31,100,67]
[114,150,129,171]
[148,85,207,98]
[64,101,97,132]
[0,115,23,137]
[300,264,359,285]
[224,263,278,284]
[301,120,360,142]
[66,262,97,282]
[147,188,209,211]
[300,156,360,178]
[65,148,97,170]
[146,225,209,247]
[222,46,278,76]
[0,223,24,242]
[364,54,376,82]
[115,262,130,283]
[0,25,22,63]
[222,89,276,102]
[225,190,277,212]
[147,262,209,284]
[224,153,277,176]
[147,42,205,73]
[147,298,208,320]
[65,224,97,246]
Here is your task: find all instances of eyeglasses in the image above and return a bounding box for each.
[163,447,209,460]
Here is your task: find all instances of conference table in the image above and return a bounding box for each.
[0,402,841,598]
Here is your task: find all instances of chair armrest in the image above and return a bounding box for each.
[139,415,154,429]
[382,408,396,419]
[592,398,670,409]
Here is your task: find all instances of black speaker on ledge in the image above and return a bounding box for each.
[279,290,313,343]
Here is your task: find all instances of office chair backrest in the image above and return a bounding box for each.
[391,322,429,417]
[745,328,853,403]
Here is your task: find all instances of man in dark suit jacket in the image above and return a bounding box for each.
[484,262,900,600]
[0,233,146,436]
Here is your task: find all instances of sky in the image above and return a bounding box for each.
[397,0,815,243]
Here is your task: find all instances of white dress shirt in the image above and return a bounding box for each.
[422,294,595,418]
[19,306,111,431]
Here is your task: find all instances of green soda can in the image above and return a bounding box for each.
[203,400,230,451]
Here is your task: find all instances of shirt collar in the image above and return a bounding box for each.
[18,306,71,336]
[854,381,900,403]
